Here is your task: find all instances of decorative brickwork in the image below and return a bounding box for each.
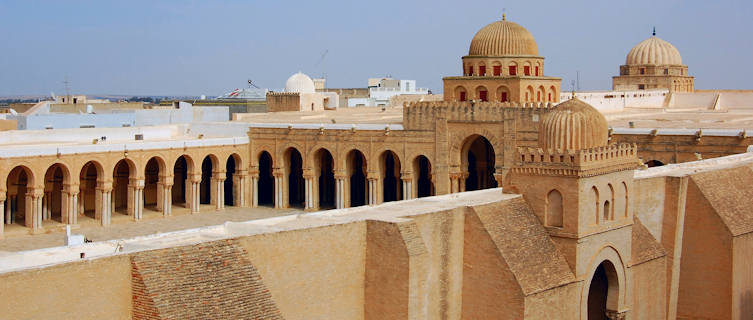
[131,239,282,320]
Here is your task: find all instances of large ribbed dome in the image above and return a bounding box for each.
[626,36,683,65]
[541,98,609,151]
[285,72,315,94]
[469,18,538,56]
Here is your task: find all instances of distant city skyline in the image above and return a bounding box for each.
[0,0,751,96]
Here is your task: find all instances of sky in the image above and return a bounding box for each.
[0,0,751,97]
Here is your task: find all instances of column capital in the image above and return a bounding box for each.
[400,172,414,181]
[26,188,44,197]
[235,170,249,178]
[129,178,145,188]
[96,181,113,192]
[189,174,202,183]
[605,310,627,320]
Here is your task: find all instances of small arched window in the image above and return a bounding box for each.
[592,186,600,224]
[546,189,563,227]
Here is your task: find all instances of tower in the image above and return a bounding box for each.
[504,97,641,319]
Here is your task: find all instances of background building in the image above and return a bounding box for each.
[612,29,694,92]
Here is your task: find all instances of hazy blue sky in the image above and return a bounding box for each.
[0,0,751,96]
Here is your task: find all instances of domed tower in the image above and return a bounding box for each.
[504,97,641,318]
[443,14,561,103]
[612,29,694,92]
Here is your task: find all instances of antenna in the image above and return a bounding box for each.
[652,26,656,36]
[247,79,260,89]
[502,8,506,21]
[576,70,580,91]
[314,49,328,80]
[63,75,71,99]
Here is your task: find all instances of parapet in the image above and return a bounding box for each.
[403,100,555,130]
[512,143,640,177]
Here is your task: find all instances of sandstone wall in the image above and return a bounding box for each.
[238,222,367,320]
[631,257,667,319]
[677,179,732,319]
[0,255,132,319]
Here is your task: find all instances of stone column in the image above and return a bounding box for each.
[334,173,346,209]
[25,188,43,231]
[189,174,201,214]
[160,181,173,217]
[212,173,226,211]
[62,184,79,225]
[249,169,259,208]
[236,170,249,208]
[96,181,113,226]
[449,172,460,194]
[401,174,413,200]
[367,177,378,206]
[303,173,315,211]
[459,171,469,192]
[273,168,284,209]
[129,178,145,221]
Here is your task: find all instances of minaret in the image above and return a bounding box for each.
[504,97,640,318]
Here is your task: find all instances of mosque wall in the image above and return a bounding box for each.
[0,255,132,319]
[733,232,753,320]
[676,178,732,320]
[238,222,367,320]
[612,132,753,165]
[631,257,667,319]
[632,177,666,241]
[266,92,301,112]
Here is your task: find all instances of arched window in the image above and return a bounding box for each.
[546,189,563,227]
[492,62,502,76]
[508,62,518,76]
[478,63,486,76]
[592,186,600,224]
[455,86,468,102]
[606,184,615,220]
[622,182,629,217]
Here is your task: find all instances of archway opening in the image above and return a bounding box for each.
[144,158,161,212]
[200,156,213,205]
[286,148,304,208]
[6,166,33,227]
[347,150,367,207]
[463,136,497,191]
[380,151,401,203]
[113,159,132,216]
[172,155,190,208]
[43,164,66,223]
[225,155,237,207]
[645,160,664,167]
[79,162,100,220]
[258,151,275,207]
[414,155,433,198]
[315,149,335,209]
[587,260,620,320]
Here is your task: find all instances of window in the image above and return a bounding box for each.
[664,68,669,75]
[548,93,552,101]
[479,65,486,76]
[508,66,517,76]
[524,66,531,76]
[468,66,474,76]
[479,90,488,102]
[535,66,540,76]
[493,66,501,76]
[500,92,508,102]
[459,91,467,101]
[638,84,645,90]
[537,91,541,101]
[640,68,645,75]
[546,190,563,227]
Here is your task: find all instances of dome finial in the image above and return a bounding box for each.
[652,26,656,36]
[502,8,506,21]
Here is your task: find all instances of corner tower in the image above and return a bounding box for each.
[443,14,561,104]
[612,29,694,92]
[504,97,641,318]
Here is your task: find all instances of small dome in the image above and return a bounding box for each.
[626,36,683,65]
[541,98,609,151]
[285,72,315,94]
[469,18,538,56]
